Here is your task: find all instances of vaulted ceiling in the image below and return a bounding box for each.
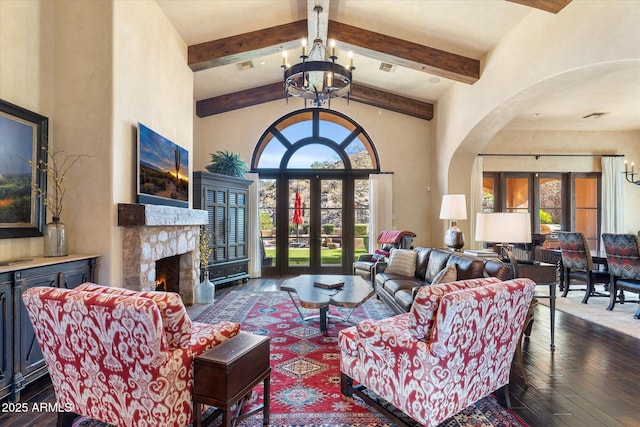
[157,0,640,131]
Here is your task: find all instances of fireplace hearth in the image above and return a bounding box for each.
[118,203,208,304]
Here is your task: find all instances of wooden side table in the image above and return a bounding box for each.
[193,332,271,427]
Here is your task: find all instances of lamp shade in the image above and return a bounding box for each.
[475,212,532,243]
[439,194,467,220]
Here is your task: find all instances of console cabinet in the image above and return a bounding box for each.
[0,255,97,401]
[194,171,251,286]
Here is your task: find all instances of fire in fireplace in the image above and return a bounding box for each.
[155,255,181,293]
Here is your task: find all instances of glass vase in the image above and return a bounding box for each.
[196,276,215,304]
[43,216,68,257]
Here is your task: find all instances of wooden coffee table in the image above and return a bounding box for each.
[281,274,374,332]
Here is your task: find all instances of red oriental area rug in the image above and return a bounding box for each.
[189,290,529,427]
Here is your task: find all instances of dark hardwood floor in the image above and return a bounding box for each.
[2,277,640,427]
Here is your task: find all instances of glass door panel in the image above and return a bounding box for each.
[320,179,342,267]
[539,177,562,233]
[354,179,370,256]
[506,177,529,213]
[575,176,598,249]
[258,179,276,268]
[288,179,310,267]
[482,176,496,212]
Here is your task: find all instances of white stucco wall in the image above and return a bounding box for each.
[434,1,640,244]
[110,0,193,286]
[0,0,52,260]
[0,0,193,286]
[194,98,433,246]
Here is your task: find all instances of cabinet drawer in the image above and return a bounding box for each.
[227,262,248,277]
[208,265,227,281]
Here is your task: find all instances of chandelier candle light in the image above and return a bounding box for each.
[623,159,639,185]
[282,5,354,107]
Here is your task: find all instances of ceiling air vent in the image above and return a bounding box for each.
[582,112,609,119]
[237,61,254,71]
[379,62,395,72]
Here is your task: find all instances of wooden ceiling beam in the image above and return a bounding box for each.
[505,0,572,14]
[196,82,434,121]
[188,20,479,85]
[196,82,285,117]
[328,20,480,84]
[350,84,433,121]
[188,20,307,71]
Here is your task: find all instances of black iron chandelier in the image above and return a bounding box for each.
[282,5,354,108]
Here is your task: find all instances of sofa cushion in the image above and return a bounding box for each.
[394,290,416,312]
[431,264,458,286]
[408,277,502,341]
[383,278,422,295]
[384,249,417,276]
[425,250,452,282]
[447,253,485,280]
[414,247,432,280]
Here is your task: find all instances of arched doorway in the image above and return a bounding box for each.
[251,108,380,275]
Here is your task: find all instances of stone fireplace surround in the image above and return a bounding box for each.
[118,203,207,305]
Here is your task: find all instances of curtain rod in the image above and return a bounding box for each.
[478,154,624,159]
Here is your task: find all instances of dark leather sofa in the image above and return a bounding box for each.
[374,247,510,314]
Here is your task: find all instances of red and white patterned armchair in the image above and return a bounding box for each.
[339,277,536,427]
[22,283,241,427]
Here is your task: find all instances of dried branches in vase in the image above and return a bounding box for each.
[199,225,212,273]
[30,147,90,220]
[29,147,91,257]
[196,225,215,304]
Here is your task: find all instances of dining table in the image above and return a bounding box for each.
[537,247,608,292]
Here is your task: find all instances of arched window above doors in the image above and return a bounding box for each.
[251,109,380,173]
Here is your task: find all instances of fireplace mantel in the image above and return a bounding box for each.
[118,203,207,227]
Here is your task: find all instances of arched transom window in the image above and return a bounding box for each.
[251,109,379,173]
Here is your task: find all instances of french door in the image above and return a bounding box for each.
[260,174,365,276]
[284,176,347,274]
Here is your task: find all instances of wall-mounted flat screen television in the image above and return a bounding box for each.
[137,123,189,208]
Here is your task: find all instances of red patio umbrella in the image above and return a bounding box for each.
[293,191,303,242]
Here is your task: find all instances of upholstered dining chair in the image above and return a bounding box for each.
[602,233,640,319]
[556,231,610,303]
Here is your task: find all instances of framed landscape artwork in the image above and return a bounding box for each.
[0,100,48,238]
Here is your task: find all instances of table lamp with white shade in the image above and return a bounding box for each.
[475,212,532,278]
[439,194,467,251]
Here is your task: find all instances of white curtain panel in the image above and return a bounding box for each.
[601,156,625,235]
[246,173,261,277]
[369,173,393,253]
[470,156,484,250]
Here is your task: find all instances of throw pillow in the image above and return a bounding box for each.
[430,264,457,286]
[384,248,417,276]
